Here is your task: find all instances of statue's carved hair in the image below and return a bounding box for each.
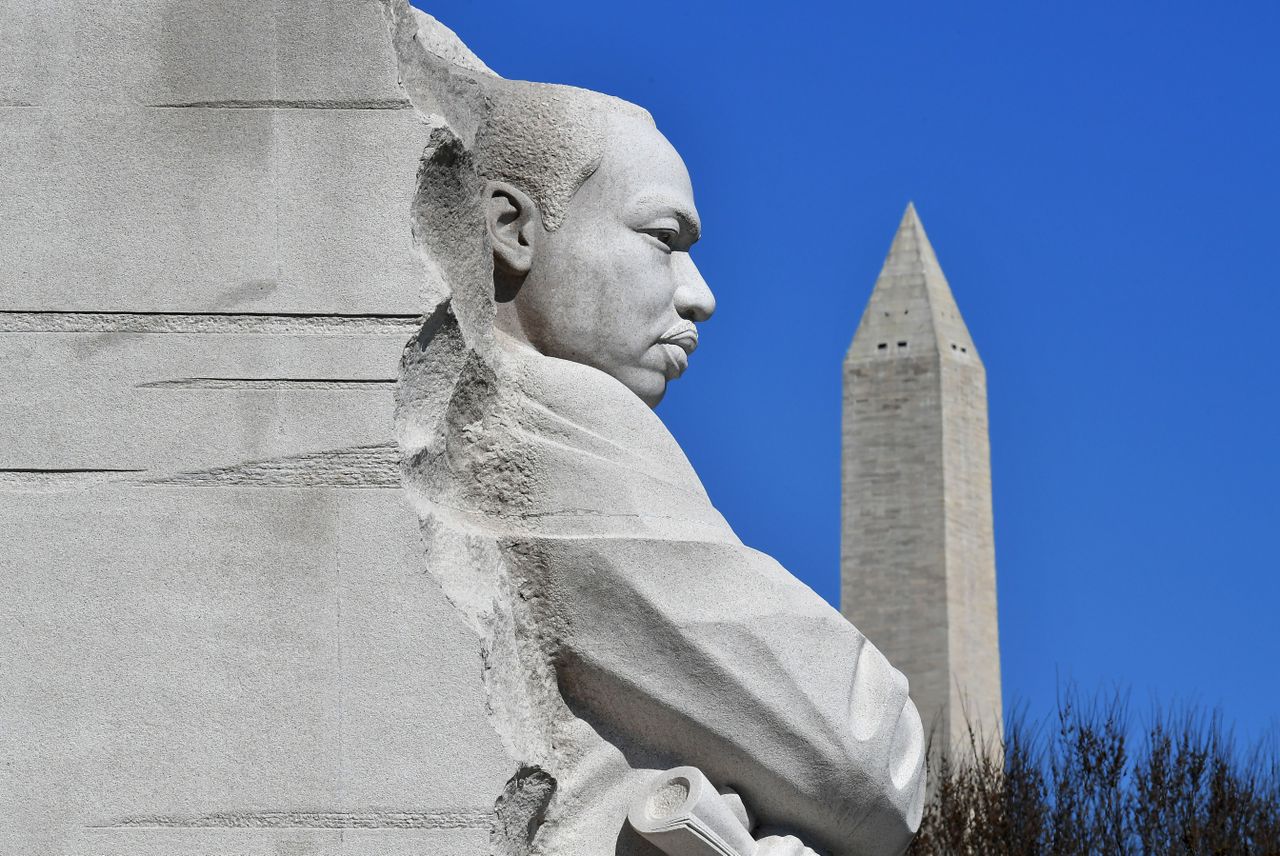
[399,7,653,350]
[395,7,653,231]
[475,80,653,230]
[409,80,651,353]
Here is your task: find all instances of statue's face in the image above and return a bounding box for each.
[506,116,716,407]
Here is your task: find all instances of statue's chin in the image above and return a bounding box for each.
[613,364,669,409]
[532,344,673,409]
[623,378,666,409]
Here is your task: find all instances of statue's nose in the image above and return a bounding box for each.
[674,254,716,322]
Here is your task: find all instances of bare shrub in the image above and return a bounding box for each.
[907,691,1280,855]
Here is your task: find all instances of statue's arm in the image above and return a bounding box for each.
[534,536,925,856]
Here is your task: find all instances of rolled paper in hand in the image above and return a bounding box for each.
[628,766,759,856]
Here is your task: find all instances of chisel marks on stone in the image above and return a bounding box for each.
[143,444,401,488]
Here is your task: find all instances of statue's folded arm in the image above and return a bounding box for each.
[527,537,925,856]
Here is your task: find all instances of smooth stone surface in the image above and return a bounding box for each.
[2,0,404,108]
[1,1,509,854]
[1,487,508,855]
[1,107,432,313]
[0,330,412,470]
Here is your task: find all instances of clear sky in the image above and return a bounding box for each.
[425,2,1279,742]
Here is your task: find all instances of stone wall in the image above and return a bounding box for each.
[842,353,951,743]
[939,356,1003,745]
[0,2,508,854]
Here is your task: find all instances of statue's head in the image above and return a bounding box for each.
[419,69,716,408]
[480,88,715,408]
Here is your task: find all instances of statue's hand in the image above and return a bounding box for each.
[719,786,821,856]
[755,834,822,856]
[628,768,826,856]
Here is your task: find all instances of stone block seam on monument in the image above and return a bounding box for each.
[0,468,148,492]
[89,808,492,830]
[145,98,412,110]
[0,310,424,335]
[135,377,396,390]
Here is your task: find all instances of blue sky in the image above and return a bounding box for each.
[428,2,1280,742]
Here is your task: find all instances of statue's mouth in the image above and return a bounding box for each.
[657,321,699,355]
[657,321,698,379]
[659,343,688,379]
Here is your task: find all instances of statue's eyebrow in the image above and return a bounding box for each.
[675,209,702,244]
[630,194,702,244]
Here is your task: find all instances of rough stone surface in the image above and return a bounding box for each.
[841,204,1004,755]
[394,8,926,856]
[1,2,508,855]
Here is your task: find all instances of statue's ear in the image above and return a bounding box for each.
[485,180,539,280]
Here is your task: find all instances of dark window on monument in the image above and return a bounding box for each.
[961,347,968,353]
[877,343,887,350]
[951,344,957,350]
[897,341,908,348]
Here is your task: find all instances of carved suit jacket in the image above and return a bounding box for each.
[397,303,926,856]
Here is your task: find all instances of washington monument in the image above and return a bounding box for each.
[841,203,1003,754]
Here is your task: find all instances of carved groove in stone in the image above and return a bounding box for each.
[147,98,413,110]
[0,311,422,335]
[136,377,397,390]
[95,809,492,829]
[0,469,144,492]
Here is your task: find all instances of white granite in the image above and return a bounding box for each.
[1,2,507,855]
[2,3,931,855]
[395,7,926,855]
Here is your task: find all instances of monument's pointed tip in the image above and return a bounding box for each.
[847,201,977,360]
[884,201,936,270]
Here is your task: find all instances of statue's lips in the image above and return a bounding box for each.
[657,321,698,355]
[656,322,698,379]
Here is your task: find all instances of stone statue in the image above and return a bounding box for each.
[387,6,926,855]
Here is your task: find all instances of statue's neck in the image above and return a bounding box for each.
[492,299,533,349]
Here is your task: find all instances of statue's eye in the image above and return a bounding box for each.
[644,229,678,250]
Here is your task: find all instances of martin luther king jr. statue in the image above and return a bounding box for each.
[387,7,926,855]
